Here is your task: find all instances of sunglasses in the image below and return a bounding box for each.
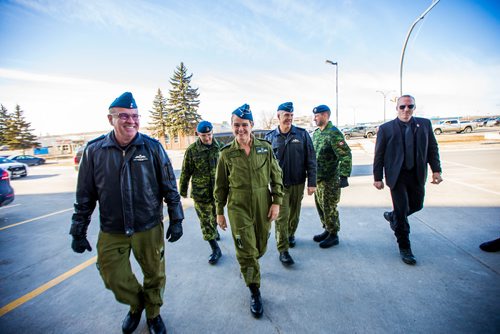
[398,104,415,110]
[110,113,141,121]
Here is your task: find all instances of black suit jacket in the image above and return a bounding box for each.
[373,117,441,189]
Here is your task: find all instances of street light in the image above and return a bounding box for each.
[399,0,440,95]
[376,90,395,122]
[325,59,338,126]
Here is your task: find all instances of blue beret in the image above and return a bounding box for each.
[312,104,330,114]
[277,102,294,112]
[232,103,253,121]
[197,121,213,133]
[109,92,137,109]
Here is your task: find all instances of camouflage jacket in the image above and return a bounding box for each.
[179,138,223,202]
[313,121,352,181]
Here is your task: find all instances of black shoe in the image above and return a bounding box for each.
[122,309,143,334]
[288,235,296,248]
[147,315,166,334]
[479,238,500,252]
[279,251,295,266]
[319,233,339,248]
[248,286,263,318]
[399,248,417,265]
[384,211,396,232]
[313,230,329,242]
[208,239,222,265]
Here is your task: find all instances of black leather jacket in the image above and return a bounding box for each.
[71,131,184,236]
[265,125,317,188]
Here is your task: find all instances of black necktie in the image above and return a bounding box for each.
[404,123,414,170]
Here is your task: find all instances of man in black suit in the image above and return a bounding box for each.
[373,94,443,265]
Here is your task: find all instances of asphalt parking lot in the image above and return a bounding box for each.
[0,135,499,334]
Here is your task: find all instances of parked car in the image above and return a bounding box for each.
[0,157,28,178]
[342,125,377,140]
[432,119,476,135]
[472,117,490,127]
[485,117,500,127]
[7,154,45,166]
[0,167,15,207]
[74,145,85,171]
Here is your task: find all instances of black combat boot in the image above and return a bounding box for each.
[319,232,339,248]
[279,251,295,266]
[313,229,329,242]
[208,239,222,265]
[399,247,417,265]
[122,308,143,334]
[248,283,263,318]
[288,235,296,248]
[146,315,166,334]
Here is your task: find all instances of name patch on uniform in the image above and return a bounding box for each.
[255,147,268,154]
[133,154,148,162]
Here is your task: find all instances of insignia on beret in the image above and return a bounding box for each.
[109,92,138,109]
[312,104,330,114]
[232,104,253,121]
[277,102,294,112]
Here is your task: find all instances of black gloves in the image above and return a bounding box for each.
[71,235,92,253]
[166,221,183,242]
[70,221,92,253]
[339,176,349,188]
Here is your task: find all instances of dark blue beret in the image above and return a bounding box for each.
[109,92,137,109]
[277,102,294,112]
[197,121,213,133]
[232,103,253,121]
[312,104,330,114]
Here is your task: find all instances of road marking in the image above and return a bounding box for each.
[0,204,21,210]
[442,159,500,173]
[0,208,73,231]
[0,256,97,317]
[445,178,500,196]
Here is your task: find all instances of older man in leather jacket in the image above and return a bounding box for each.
[70,92,183,334]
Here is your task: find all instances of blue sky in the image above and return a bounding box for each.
[1,0,499,135]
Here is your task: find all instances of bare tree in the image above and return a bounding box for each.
[258,109,276,130]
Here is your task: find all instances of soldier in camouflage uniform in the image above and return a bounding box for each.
[180,121,224,265]
[312,105,352,248]
[214,104,284,318]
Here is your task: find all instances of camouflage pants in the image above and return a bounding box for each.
[194,200,218,241]
[96,223,165,319]
[275,183,305,252]
[314,179,341,233]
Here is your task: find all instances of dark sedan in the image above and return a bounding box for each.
[0,167,15,207]
[8,155,46,166]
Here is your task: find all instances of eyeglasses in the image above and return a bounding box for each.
[110,113,141,121]
[398,104,415,110]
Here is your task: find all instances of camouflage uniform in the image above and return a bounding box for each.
[313,121,352,233]
[214,135,284,287]
[179,138,223,241]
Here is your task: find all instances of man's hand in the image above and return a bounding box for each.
[339,177,349,188]
[267,204,280,221]
[217,215,227,231]
[71,236,92,253]
[373,181,384,190]
[431,172,443,185]
[166,221,183,242]
[307,187,316,195]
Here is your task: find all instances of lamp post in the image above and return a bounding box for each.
[399,0,440,95]
[325,60,338,126]
[376,90,395,122]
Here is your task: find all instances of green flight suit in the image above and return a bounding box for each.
[214,136,284,287]
[313,121,352,233]
[179,138,223,241]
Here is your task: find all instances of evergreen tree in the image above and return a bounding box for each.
[149,88,168,147]
[0,104,10,146]
[5,105,40,152]
[165,62,201,136]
